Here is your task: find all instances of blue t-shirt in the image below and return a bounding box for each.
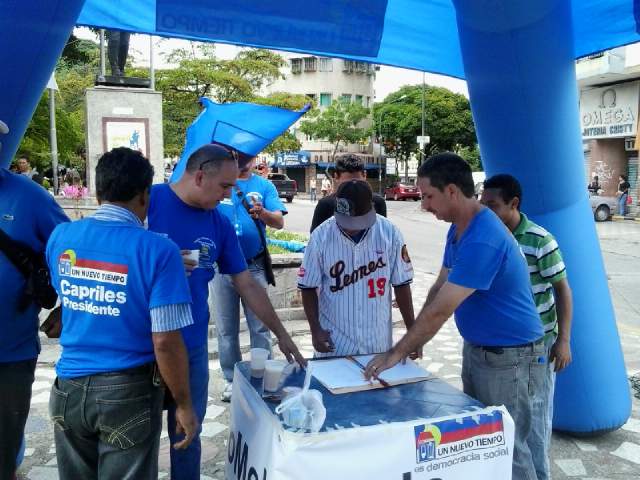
[0,169,69,363]
[47,217,192,378]
[148,184,247,348]
[217,174,286,260]
[443,208,542,347]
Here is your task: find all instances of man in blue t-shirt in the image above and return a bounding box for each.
[214,156,287,401]
[148,144,305,480]
[46,148,198,479]
[0,164,68,479]
[365,153,545,480]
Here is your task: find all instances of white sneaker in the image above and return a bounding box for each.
[221,382,233,402]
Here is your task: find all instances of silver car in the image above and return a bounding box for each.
[589,192,617,222]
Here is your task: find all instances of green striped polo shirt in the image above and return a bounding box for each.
[513,213,567,340]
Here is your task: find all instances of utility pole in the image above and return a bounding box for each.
[99,29,106,79]
[149,35,155,90]
[48,74,59,194]
[421,71,426,163]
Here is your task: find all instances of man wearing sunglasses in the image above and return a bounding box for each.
[147,144,304,480]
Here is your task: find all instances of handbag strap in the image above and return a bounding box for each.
[0,227,33,279]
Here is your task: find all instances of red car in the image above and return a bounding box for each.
[384,182,421,201]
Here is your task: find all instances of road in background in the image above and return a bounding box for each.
[284,198,640,331]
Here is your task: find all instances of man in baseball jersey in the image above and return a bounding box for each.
[298,180,417,357]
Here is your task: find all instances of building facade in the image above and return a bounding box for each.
[577,44,640,215]
[261,52,383,193]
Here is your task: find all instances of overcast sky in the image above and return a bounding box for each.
[75,28,468,102]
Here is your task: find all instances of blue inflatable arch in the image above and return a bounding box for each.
[1,0,635,435]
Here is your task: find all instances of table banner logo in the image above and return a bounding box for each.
[414,411,505,464]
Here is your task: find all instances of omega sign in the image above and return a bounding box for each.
[580,82,640,139]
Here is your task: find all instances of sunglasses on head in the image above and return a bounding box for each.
[198,143,239,171]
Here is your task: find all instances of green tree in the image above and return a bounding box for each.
[457,144,483,171]
[373,85,478,173]
[17,35,99,174]
[252,92,312,155]
[155,46,287,156]
[299,101,370,160]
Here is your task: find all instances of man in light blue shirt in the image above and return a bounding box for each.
[214,156,287,401]
[47,148,198,479]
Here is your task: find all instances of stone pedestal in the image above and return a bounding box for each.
[85,87,164,194]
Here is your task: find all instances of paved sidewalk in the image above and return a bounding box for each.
[17,268,640,479]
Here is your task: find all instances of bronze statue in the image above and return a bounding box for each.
[106,30,130,77]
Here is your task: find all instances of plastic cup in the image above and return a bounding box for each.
[185,249,200,265]
[250,348,269,378]
[263,360,288,392]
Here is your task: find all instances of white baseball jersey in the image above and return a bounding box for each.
[298,215,413,357]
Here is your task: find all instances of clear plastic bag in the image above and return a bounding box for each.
[275,364,326,432]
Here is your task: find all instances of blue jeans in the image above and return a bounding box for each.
[462,340,546,480]
[529,337,555,480]
[618,193,628,216]
[212,259,272,383]
[50,365,164,480]
[167,344,209,480]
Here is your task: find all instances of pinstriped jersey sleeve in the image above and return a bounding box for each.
[390,224,413,286]
[150,303,194,332]
[298,228,323,289]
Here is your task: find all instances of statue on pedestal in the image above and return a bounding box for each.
[106,31,130,77]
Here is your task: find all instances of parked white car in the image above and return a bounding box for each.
[589,192,617,222]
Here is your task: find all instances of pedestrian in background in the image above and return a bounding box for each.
[617,174,630,216]
[309,176,317,202]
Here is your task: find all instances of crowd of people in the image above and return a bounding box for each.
[1,144,576,480]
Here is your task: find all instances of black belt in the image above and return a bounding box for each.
[95,362,155,377]
[479,337,544,355]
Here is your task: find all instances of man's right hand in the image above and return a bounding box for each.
[180,250,198,276]
[277,332,308,367]
[172,404,199,450]
[311,327,334,354]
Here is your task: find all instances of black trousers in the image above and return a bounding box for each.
[0,358,36,480]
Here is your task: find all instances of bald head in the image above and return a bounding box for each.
[185,144,238,176]
[174,144,239,210]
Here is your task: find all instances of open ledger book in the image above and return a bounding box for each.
[309,354,431,394]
